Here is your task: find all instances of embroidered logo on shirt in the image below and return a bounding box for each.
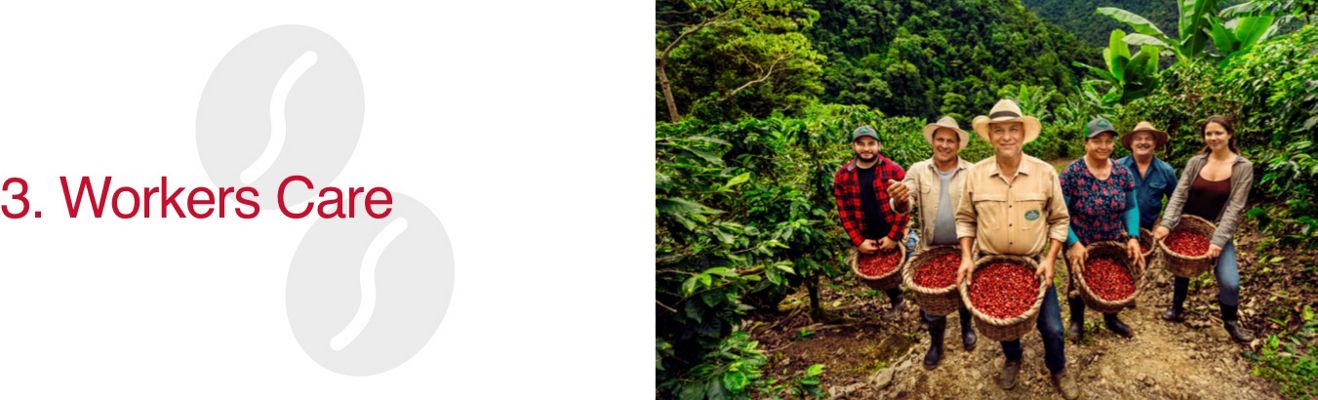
[1025,210,1040,221]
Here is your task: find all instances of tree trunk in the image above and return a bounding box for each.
[657,58,680,122]
[807,271,823,318]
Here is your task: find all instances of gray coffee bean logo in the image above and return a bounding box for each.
[286,194,454,376]
[196,24,363,206]
[197,25,454,376]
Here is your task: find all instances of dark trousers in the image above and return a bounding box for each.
[1000,285,1066,374]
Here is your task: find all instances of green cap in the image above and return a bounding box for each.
[852,125,879,142]
[1086,117,1117,138]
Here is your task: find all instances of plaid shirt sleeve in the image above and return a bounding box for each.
[833,164,866,247]
[875,158,909,241]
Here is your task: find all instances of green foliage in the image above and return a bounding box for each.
[1094,0,1285,69]
[1218,24,1318,245]
[657,0,827,121]
[1256,140,1318,244]
[807,0,1094,120]
[656,113,853,396]
[661,331,769,400]
[1093,1,1217,65]
[759,363,826,399]
[1073,29,1163,106]
[1025,0,1181,48]
[1208,13,1280,67]
[1246,306,1318,399]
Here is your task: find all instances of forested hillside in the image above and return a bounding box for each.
[809,0,1095,120]
[1023,0,1181,47]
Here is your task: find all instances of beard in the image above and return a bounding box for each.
[855,151,876,161]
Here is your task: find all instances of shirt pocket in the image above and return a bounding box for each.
[1015,192,1049,232]
[972,192,1006,231]
[920,184,935,209]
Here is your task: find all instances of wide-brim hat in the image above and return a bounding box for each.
[971,99,1041,144]
[923,116,969,147]
[1121,121,1169,150]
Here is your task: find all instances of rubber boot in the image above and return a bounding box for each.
[1103,313,1134,338]
[958,307,976,351]
[1162,277,1188,322]
[923,317,946,369]
[998,359,1021,389]
[1051,370,1080,400]
[1222,303,1255,343]
[1067,296,1085,343]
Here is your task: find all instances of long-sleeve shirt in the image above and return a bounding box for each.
[833,155,909,246]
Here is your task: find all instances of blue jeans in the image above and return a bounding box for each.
[1172,240,1241,306]
[1001,285,1066,374]
[905,230,919,260]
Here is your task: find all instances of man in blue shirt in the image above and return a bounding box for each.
[1115,121,1177,230]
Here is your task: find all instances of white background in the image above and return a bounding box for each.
[0,1,651,397]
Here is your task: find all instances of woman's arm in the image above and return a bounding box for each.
[1159,157,1200,231]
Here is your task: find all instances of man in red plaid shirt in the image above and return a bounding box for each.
[833,125,910,319]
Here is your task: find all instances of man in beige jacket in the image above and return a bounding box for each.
[888,116,977,369]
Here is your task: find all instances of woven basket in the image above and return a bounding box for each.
[959,255,1046,342]
[850,245,907,291]
[902,246,963,316]
[1075,241,1139,314]
[1138,227,1157,260]
[1158,215,1217,278]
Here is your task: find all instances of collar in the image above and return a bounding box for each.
[987,156,1032,178]
[926,157,971,173]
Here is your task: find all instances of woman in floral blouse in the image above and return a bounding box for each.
[1059,117,1145,342]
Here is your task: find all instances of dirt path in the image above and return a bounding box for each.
[748,258,1284,399]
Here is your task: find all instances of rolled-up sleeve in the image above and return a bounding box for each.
[893,163,921,215]
[1046,171,1070,243]
[1160,157,1200,230]
[955,170,977,239]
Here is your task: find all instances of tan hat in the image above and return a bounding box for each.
[971,99,1042,144]
[1121,121,1169,150]
[923,116,969,146]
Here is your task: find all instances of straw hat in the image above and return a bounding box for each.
[1121,121,1169,150]
[922,116,969,146]
[971,99,1041,144]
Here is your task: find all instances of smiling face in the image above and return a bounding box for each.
[1085,131,1116,161]
[1130,131,1157,157]
[931,128,961,163]
[851,136,881,162]
[989,121,1024,158]
[1203,122,1232,153]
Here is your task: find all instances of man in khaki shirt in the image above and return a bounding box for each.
[953,99,1076,399]
[888,116,977,369]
